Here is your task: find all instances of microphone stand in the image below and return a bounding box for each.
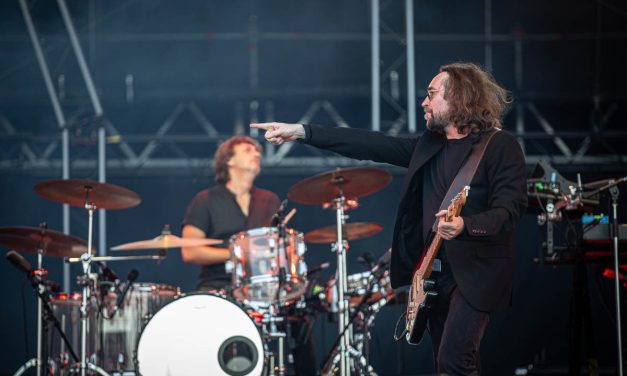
[13,271,81,376]
[269,205,288,376]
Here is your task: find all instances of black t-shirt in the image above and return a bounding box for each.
[182,184,280,287]
[422,135,476,260]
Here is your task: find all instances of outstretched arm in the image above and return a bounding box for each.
[251,122,417,168]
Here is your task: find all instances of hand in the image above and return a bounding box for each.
[435,210,464,240]
[250,122,305,145]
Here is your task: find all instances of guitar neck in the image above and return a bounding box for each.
[417,232,443,279]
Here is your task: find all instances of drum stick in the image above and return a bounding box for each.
[282,208,297,226]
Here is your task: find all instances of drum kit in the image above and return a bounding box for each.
[2,166,398,376]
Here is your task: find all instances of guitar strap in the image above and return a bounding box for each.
[431,128,500,233]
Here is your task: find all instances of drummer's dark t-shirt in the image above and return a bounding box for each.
[182,184,280,289]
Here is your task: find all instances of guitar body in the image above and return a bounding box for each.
[404,186,469,345]
[406,274,437,344]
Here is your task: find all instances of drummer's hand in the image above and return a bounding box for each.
[435,210,464,240]
[250,122,306,145]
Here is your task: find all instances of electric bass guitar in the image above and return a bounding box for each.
[405,186,469,344]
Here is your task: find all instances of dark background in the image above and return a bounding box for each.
[1,1,626,375]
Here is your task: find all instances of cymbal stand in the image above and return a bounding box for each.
[77,193,110,376]
[609,185,623,375]
[14,252,81,376]
[329,193,350,376]
[320,268,381,376]
[13,242,46,376]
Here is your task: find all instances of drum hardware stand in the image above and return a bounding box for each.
[11,235,79,376]
[266,200,290,376]
[320,267,381,376]
[326,193,351,376]
[74,191,110,376]
[12,237,46,376]
[609,184,623,375]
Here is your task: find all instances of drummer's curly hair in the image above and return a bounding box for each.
[214,135,262,184]
[439,62,512,135]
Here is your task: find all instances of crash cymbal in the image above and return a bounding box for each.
[288,167,392,205]
[111,234,222,251]
[35,179,141,210]
[0,226,91,258]
[304,222,383,244]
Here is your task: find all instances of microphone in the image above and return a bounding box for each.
[306,262,330,277]
[6,251,32,275]
[6,251,61,292]
[95,261,118,282]
[271,199,288,226]
[116,269,139,310]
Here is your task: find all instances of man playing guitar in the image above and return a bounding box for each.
[252,62,528,375]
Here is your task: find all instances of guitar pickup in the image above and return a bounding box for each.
[432,258,442,272]
[423,279,436,292]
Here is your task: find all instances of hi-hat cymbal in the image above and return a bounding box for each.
[111,234,222,251]
[304,222,383,244]
[288,167,392,205]
[0,226,91,258]
[35,179,141,210]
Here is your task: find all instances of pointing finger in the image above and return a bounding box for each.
[250,123,274,130]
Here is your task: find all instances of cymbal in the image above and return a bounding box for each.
[288,167,392,205]
[0,226,91,258]
[35,179,141,210]
[304,222,383,244]
[111,234,222,251]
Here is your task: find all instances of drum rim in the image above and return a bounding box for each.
[134,291,265,373]
[128,282,180,293]
[229,226,304,242]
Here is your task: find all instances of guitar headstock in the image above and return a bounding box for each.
[447,186,470,217]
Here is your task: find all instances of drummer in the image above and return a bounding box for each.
[181,135,279,292]
[180,135,316,375]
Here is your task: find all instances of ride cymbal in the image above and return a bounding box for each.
[287,167,392,205]
[0,226,91,257]
[35,179,141,210]
[304,222,383,244]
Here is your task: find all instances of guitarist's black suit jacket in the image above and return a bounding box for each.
[301,124,528,312]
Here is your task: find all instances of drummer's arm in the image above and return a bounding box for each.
[181,225,230,265]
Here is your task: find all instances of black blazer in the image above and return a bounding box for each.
[302,124,527,312]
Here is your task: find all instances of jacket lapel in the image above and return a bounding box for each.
[400,131,445,195]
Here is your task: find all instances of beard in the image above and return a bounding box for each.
[426,111,449,135]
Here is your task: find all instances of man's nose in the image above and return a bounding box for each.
[421,96,429,108]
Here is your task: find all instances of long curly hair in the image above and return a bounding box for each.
[213,135,262,184]
[440,62,511,135]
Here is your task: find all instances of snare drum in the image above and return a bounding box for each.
[101,282,180,372]
[228,227,308,308]
[136,293,265,376]
[48,292,99,373]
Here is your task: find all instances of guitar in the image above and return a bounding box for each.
[405,186,469,345]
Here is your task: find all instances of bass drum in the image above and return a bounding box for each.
[136,293,265,376]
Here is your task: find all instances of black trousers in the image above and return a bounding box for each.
[427,263,490,376]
